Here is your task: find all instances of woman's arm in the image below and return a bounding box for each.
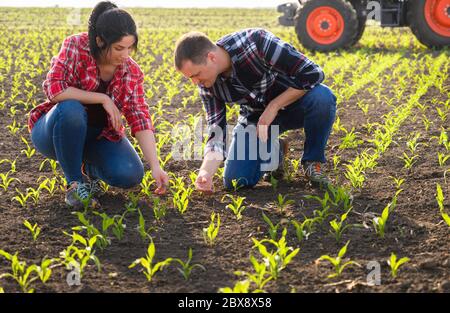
[52,87,123,132]
[135,129,169,193]
[51,86,107,104]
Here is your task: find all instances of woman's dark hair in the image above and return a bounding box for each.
[88,1,138,60]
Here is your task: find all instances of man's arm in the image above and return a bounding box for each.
[257,87,307,141]
[251,28,323,140]
[196,88,227,193]
[252,28,325,90]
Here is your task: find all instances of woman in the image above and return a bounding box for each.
[28,1,169,209]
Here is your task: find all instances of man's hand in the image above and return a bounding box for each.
[257,102,279,142]
[195,169,214,194]
[152,167,170,195]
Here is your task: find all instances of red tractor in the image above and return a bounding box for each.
[277,0,450,51]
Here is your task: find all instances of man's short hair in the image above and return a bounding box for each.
[174,31,216,70]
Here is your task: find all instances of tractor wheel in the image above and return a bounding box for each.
[408,0,450,49]
[350,1,367,46]
[294,0,358,52]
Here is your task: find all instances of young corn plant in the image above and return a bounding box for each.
[11,188,30,208]
[316,241,360,279]
[60,232,101,278]
[437,152,450,167]
[174,248,205,280]
[389,176,405,190]
[286,159,300,182]
[373,191,400,238]
[125,192,141,214]
[39,158,58,175]
[252,228,299,280]
[152,197,167,222]
[0,171,21,191]
[20,136,35,158]
[222,194,246,220]
[219,280,250,293]
[234,254,273,292]
[129,239,173,282]
[203,212,220,246]
[400,152,417,170]
[262,212,280,241]
[388,253,410,278]
[137,208,156,242]
[72,212,110,250]
[37,176,57,196]
[291,217,317,242]
[436,183,450,227]
[274,193,295,214]
[172,186,193,214]
[23,220,41,242]
[0,250,55,293]
[329,208,355,243]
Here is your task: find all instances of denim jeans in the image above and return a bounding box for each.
[31,99,144,188]
[223,83,337,189]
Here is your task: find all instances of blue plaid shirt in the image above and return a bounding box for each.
[199,28,325,157]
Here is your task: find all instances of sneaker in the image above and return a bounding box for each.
[263,138,289,182]
[303,161,330,186]
[65,181,100,209]
[81,162,103,197]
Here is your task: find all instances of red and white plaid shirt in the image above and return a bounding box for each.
[28,32,154,141]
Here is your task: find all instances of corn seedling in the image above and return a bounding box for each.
[172,186,193,214]
[23,220,41,242]
[152,197,167,222]
[60,232,101,278]
[373,191,400,238]
[11,188,30,208]
[174,248,205,280]
[291,217,317,242]
[390,176,405,190]
[222,194,246,220]
[274,194,295,214]
[203,212,220,246]
[436,183,450,227]
[316,241,360,279]
[388,253,410,278]
[129,239,173,282]
[72,211,110,250]
[437,152,450,167]
[262,212,280,241]
[137,208,156,241]
[234,254,273,292]
[0,171,20,191]
[39,158,58,175]
[37,176,57,196]
[329,208,354,242]
[20,136,35,158]
[219,280,250,293]
[252,228,299,280]
[0,250,55,293]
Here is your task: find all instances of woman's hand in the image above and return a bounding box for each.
[152,167,170,195]
[195,169,214,194]
[101,96,123,132]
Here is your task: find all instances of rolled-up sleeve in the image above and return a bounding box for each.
[200,87,227,158]
[123,73,155,137]
[43,35,78,101]
[253,29,324,90]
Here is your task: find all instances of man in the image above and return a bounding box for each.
[174,28,336,192]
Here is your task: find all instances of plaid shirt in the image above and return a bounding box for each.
[28,32,154,141]
[200,28,325,157]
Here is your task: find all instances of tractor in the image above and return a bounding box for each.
[277,0,450,51]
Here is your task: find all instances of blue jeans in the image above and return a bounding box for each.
[223,83,337,189]
[31,99,144,188]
